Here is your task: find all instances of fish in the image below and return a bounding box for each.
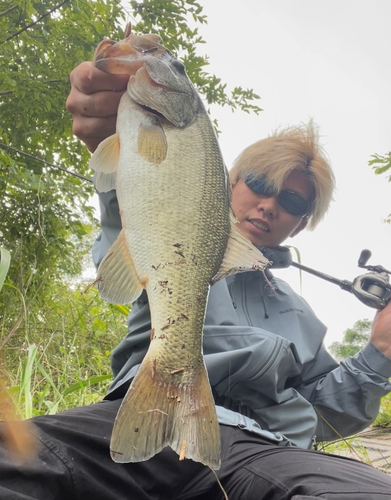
[89,24,270,470]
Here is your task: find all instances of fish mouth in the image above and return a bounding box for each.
[137,100,166,120]
[93,30,179,91]
[93,26,199,128]
[94,43,187,98]
[94,26,166,67]
[249,219,270,232]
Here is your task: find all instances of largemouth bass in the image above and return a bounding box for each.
[90,25,270,470]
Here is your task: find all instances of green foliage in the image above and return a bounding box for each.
[0,0,262,416]
[0,248,11,291]
[373,393,391,428]
[4,283,127,417]
[329,319,372,361]
[369,152,391,179]
[0,0,123,330]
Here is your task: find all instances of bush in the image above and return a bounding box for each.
[1,283,129,418]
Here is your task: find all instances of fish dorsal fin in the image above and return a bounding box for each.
[89,133,120,192]
[94,230,143,304]
[138,122,167,164]
[211,210,271,285]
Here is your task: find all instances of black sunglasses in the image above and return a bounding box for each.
[244,175,310,217]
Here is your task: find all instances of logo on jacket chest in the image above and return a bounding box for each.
[279,308,304,315]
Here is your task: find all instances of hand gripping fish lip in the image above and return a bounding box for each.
[95,47,187,96]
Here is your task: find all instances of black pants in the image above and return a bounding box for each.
[1,399,391,499]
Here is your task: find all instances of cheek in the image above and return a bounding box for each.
[231,198,247,223]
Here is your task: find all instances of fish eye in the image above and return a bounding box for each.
[172,60,186,74]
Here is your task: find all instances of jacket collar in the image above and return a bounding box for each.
[259,246,292,269]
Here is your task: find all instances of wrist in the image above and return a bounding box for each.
[370,339,391,360]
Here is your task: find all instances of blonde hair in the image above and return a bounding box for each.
[229,122,335,230]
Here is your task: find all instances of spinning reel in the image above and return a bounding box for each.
[291,249,391,310]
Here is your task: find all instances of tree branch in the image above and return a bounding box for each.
[0,0,72,45]
[0,5,19,18]
[0,143,93,183]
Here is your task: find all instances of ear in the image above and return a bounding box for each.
[290,217,308,238]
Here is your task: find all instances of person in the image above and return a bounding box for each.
[0,61,390,500]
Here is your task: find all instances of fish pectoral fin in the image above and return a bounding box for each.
[95,230,143,304]
[110,356,221,470]
[89,133,120,192]
[95,171,117,193]
[138,122,167,164]
[211,209,271,285]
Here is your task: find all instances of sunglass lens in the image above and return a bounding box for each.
[244,176,309,216]
[278,191,309,217]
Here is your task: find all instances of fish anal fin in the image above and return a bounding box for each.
[138,122,167,165]
[95,230,143,304]
[211,209,271,285]
[110,356,221,470]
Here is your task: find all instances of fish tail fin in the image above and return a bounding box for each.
[110,356,221,469]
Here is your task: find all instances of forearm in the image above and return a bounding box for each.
[306,343,391,440]
[370,301,391,359]
[92,188,122,268]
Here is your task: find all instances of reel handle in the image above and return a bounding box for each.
[358,249,372,267]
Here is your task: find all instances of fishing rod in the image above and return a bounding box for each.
[0,142,93,183]
[290,249,391,310]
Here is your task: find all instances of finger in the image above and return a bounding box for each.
[73,115,118,153]
[67,87,125,118]
[70,62,129,95]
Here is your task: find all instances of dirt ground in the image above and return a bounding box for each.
[329,428,391,476]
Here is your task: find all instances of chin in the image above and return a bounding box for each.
[250,236,269,248]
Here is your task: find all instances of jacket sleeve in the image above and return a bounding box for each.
[92,189,122,268]
[296,341,391,441]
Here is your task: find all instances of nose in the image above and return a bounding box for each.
[256,195,278,217]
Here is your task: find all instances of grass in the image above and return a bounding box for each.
[319,428,391,476]
[1,281,129,420]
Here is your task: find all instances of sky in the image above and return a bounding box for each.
[192,0,391,346]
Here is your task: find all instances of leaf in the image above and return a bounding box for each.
[19,345,38,420]
[0,248,11,292]
[62,374,113,398]
[369,153,391,176]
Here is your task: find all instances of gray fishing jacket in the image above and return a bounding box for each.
[93,191,391,449]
